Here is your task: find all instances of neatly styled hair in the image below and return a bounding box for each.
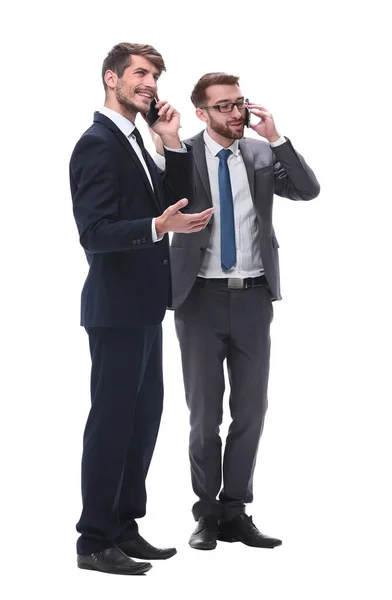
[102,42,166,89]
[191,72,240,107]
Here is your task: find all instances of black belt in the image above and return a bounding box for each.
[196,275,268,289]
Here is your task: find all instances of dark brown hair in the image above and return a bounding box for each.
[102,42,166,89]
[191,73,240,107]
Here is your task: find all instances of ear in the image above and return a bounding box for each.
[196,108,208,123]
[104,69,118,90]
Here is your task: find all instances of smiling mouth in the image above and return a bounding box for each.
[136,91,154,101]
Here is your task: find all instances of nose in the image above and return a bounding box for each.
[231,105,242,118]
[144,73,157,89]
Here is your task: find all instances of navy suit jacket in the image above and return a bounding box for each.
[70,112,193,328]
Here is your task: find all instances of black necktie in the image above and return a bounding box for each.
[132,126,154,182]
[133,127,147,158]
[132,126,162,206]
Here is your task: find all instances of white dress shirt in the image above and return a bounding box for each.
[199,130,264,278]
[200,131,283,277]
[99,106,186,242]
[154,129,287,277]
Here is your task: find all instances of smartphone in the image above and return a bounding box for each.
[244,106,251,128]
[145,98,160,127]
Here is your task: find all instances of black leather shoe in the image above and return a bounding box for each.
[189,516,218,550]
[218,514,282,548]
[77,547,152,575]
[118,534,177,560]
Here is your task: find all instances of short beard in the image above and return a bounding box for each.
[209,114,244,140]
[115,80,138,113]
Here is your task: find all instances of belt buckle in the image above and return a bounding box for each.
[227,278,244,289]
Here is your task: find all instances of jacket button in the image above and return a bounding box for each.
[163,259,169,266]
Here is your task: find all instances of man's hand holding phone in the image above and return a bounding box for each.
[247,103,281,143]
[142,97,182,149]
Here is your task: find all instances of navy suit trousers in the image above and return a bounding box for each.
[76,325,163,555]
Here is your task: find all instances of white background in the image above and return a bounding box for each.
[1,1,391,598]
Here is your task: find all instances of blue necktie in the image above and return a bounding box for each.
[217,148,236,272]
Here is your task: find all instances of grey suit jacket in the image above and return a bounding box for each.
[170,131,320,309]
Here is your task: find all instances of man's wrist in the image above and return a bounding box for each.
[267,133,282,143]
[160,134,181,149]
[155,215,166,237]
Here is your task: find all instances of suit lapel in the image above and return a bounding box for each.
[94,112,162,215]
[191,133,213,207]
[239,138,255,199]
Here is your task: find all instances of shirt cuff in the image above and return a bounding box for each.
[152,218,164,243]
[153,152,166,170]
[163,142,187,153]
[270,135,287,147]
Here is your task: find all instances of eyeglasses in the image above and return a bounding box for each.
[200,98,249,113]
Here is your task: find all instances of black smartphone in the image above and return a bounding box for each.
[145,98,160,127]
[244,106,251,128]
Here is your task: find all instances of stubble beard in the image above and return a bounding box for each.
[115,81,141,114]
[209,114,245,140]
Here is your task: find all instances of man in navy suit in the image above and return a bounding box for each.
[70,43,214,575]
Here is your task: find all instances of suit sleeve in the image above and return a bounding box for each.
[147,144,194,209]
[70,134,155,253]
[271,138,320,201]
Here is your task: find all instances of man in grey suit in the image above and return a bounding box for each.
[152,72,320,550]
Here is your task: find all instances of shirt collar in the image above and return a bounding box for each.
[203,129,240,157]
[99,106,135,138]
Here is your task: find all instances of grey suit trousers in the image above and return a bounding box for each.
[174,278,273,521]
